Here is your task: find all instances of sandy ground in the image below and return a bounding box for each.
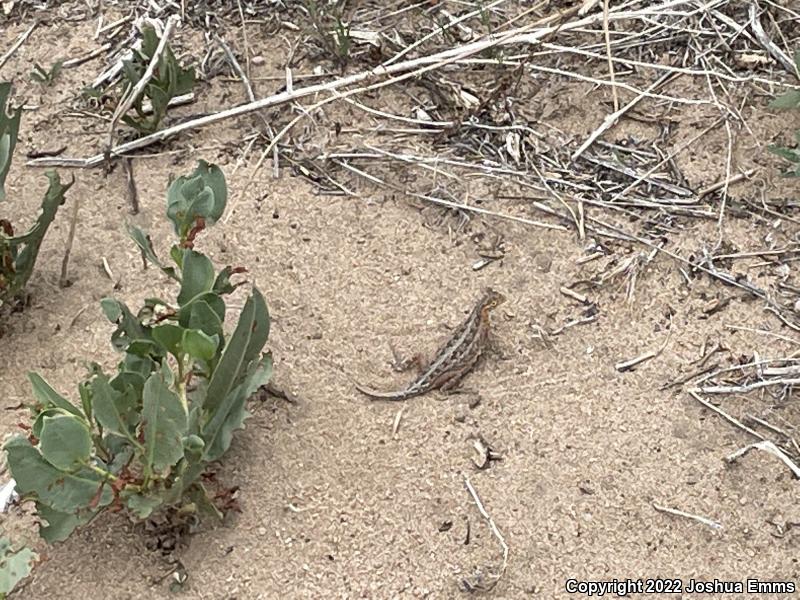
[2,4,800,599]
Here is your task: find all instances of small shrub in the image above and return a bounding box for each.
[5,161,272,542]
[769,133,800,177]
[304,0,352,72]
[0,82,71,308]
[119,24,195,134]
[29,60,63,86]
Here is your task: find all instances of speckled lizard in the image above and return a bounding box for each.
[355,288,506,401]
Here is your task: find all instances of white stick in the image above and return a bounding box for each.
[688,390,765,441]
[653,503,722,530]
[0,479,18,513]
[29,0,696,168]
[0,22,37,72]
[699,378,800,394]
[572,72,674,161]
[726,440,800,478]
[464,474,508,585]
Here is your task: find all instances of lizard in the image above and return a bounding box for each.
[355,288,506,401]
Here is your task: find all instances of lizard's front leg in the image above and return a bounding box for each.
[439,376,481,407]
[484,333,511,361]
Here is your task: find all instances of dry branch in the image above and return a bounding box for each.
[0,21,37,72]
[652,503,722,530]
[28,0,695,169]
[726,441,800,478]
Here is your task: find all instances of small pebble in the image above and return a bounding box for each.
[534,253,552,273]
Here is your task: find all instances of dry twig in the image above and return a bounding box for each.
[463,474,508,592]
[652,503,722,530]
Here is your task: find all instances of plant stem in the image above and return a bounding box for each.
[176,354,189,413]
[86,462,118,482]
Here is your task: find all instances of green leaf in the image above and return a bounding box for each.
[39,414,92,471]
[0,537,37,595]
[203,352,272,461]
[203,287,270,414]
[142,368,188,475]
[212,266,239,295]
[4,171,72,298]
[166,162,227,238]
[99,297,122,321]
[121,354,158,380]
[126,224,178,281]
[31,408,70,439]
[193,160,227,223]
[118,25,194,134]
[50,60,63,80]
[149,83,168,112]
[110,370,146,401]
[0,82,22,202]
[81,86,102,99]
[182,434,204,455]
[91,373,139,440]
[37,504,95,543]
[164,461,206,505]
[121,114,150,133]
[141,25,159,57]
[170,244,184,269]
[181,174,206,200]
[152,323,184,357]
[126,339,163,359]
[190,187,215,218]
[241,289,270,366]
[180,298,224,339]
[78,380,93,424]
[28,373,82,418]
[121,58,141,88]
[180,292,225,322]
[174,64,197,96]
[30,60,62,86]
[5,436,113,514]
[121,490,163,519]
[100,298,150,353]
[178,250,215,305]
[182,329,218,361]
[768,144,800,163]
[770,89,800,110]
[186,483,223,521]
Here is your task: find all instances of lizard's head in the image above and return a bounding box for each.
[480,288,506,312]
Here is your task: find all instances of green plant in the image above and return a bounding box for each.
[29,60,63,86]
[0,538,37,598]
[768,50,800,176]
[0,82,71,307]
[5,161,272,543]
[769,132,800,177]
[333,17,352,67]
[119,25,195,134]
[305,0,351,72]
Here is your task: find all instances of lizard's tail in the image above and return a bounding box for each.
[354,382,415,401]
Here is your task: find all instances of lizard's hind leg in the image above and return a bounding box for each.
[436,373,480,404]
[390,343,427,373]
